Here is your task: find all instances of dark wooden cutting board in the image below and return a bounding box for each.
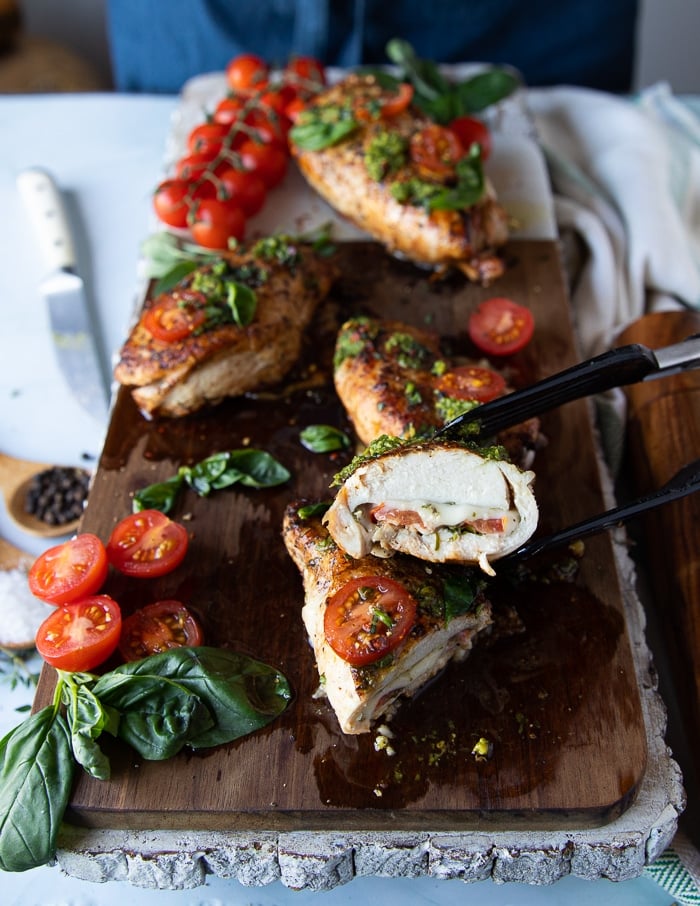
[35,239,647,831]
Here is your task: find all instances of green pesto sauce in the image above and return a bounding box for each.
[364,129,409,181]
[384,330,434,370]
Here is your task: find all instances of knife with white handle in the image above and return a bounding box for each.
[16,167,109,423]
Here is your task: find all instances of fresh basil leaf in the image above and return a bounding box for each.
[226,280,257,327]
[442,569,481,623]
[300,424,351,453]
[289,117,358,151]
[385,38,449,101]
[132,473,185,514]
[427,148,485,211]
[0,706,74,872]
[62,676,115,781]
[297,501,331,519]
[456,69,520,113]
[92,673,215,761]
[153,261,199,295]
[107,647,291,749]
[223,449,291,488]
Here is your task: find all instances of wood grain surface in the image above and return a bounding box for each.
[34,240,648,831]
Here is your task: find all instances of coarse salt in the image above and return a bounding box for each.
[0,567,49,649]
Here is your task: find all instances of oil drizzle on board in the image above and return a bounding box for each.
[33,241,647,832]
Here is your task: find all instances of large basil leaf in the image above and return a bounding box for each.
[106,647,292,749]
[92,673,214,760]
[0,706,74,872]
[62,676,116,780]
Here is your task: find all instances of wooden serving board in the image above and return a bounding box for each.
[35,240,647,832]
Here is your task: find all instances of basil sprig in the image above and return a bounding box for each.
[133,449,291,514]
[0,648,291,872]
[385,38,519,124]
[299,424,351,454]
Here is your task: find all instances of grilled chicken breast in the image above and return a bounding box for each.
[324,439,538,575]
[290,74,509,283]
[114,238,337,418]
[283,502,493,734]
[334,316,544,468]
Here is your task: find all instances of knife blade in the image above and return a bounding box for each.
[16,167,109,423]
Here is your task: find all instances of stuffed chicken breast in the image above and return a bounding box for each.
[324,438,538,575]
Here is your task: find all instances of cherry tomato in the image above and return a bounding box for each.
[324,576,417,667]
[284,96,307,123]
[216,166,267,217]
[242,107,290,149]
[119,600,204,662]
[188,197,247,250]
[106,510,189,578]
[153,178,192,229]
[174,151,219,180]
[434,365,507,403]
[239,139,288,189]
[468,297,535,356]
[410,124,465,179]
[225,53,270,93]
[28,534,108,605]
[448,115,492,161]
[187,121,230,156]
[35,595,122,672]
[378,81,414,118]
[143,293,208,343]
[213,94,249,126]
[284,55,326,95]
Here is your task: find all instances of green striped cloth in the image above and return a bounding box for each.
[645,834,700,905]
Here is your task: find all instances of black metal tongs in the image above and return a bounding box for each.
[437,334,700,442]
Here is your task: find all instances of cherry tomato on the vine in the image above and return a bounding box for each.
[187,121,230,156]
[216,166,267,217]
[226,53,270,93]
[153,178,193,229]
[448,115,492,161]
[324,575,417,667]
[119,600,204,662]
[238,139,288,189]
[188,197,247,249]
[284,55,327,95]
[28,533,108,605]
[106,510,190,579]
[35,595,122,672]
[468,297,535,356]
[174,151,219,181]
[213,94,249,126]
[434,364,507,403]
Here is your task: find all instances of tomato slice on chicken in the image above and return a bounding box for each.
[324,576,417,666]
[28,533,108,605]
[106,510,189,578]
[35,594,122,672]
[119,600,203,662]
[409,124,464,178]
[434,364,507,403]
[468,297,535,356]
[144,293,208,343]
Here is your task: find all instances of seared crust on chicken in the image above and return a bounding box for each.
[290,74,509,283]
[283,501,493,734]
[114,239,337,418]
[333,315,544,468]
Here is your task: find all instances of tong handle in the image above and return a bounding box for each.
[439,340,687,440]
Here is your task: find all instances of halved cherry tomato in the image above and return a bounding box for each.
[28,533,108,605]
[468,297,535,356]
[324,576,417,667]
[216,166,267,217]
[106,510,189,578]
[153,178,193,229]
[238,139,288,189]
[379,81,414,118]
[225,53,270,93]
[434,365,507,403]
[409,124,465,179]
[448,115,492,161]
[35,595,122,672]
[188,197,247,249]
[118,600,203,662]
[143,293,208,343]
